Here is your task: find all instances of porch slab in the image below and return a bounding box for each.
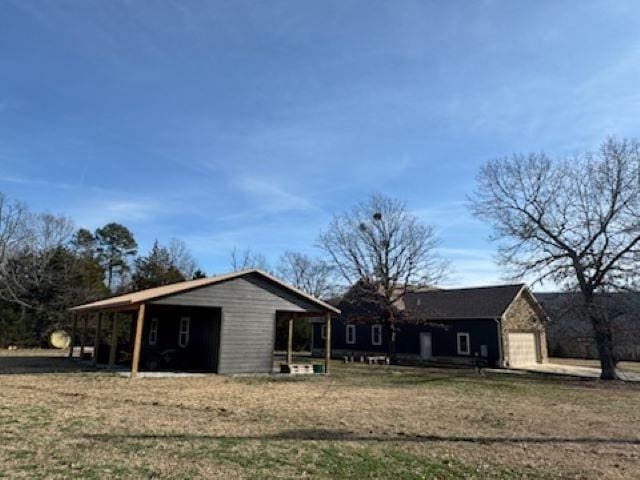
[116,371,210,378]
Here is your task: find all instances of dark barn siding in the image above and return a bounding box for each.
[315,318,500,365]
[151,273,321,374]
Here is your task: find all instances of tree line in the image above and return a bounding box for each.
[1,136,638,379]
[0,197,203,347]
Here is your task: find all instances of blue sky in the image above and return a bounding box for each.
[1,1,639,287]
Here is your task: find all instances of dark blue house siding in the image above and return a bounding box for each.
[313,318,501,366]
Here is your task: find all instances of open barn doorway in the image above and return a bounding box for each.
[91,306,222,373]
[139,305,222,372]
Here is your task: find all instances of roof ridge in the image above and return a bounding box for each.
[412,283,525,293]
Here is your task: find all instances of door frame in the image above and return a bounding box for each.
[420,332,432,360]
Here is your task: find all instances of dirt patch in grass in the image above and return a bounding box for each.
[1,350,639,479]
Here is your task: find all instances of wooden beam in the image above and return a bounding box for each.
[108,313,118,368]
[92,313,102,366]
[71,303,141,315]
[79,315,88,359]
[287,314,294,365]
[130,303,146,379]
[69,313,77,358]
[324,312,332,375]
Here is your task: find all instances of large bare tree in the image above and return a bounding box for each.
[318,193,447,360]
[471,137,640,380]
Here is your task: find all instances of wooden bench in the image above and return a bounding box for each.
[342,355,390,365]
[366,355,390,365]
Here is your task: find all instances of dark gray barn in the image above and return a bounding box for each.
[70,270,338,377]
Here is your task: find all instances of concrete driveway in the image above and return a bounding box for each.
[489,362,640,381]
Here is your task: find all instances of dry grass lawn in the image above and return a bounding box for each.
[1,350,639,479]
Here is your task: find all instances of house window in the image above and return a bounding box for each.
[149,317,159,346]
[371,325,382,346]
[457,332,470,355]
[346,324,356,344]
[178,316,190,347]
[320,324,327,340]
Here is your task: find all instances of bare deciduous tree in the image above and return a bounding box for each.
[277,251,335,299]
[230,247,269,272]
[0,193,27,266]
[471,137,640,380]
[167,238,199,279]
[0,193,29,306]
[0,193,75,309]
[318,193,447,360]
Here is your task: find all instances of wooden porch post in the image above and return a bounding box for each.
[130,304,146,379]
[287,314,294,365]
[108,313,118,368]
[79,315,88,359]
[69,313,77,358]
[324,312,332,375]
[92,313,102,366]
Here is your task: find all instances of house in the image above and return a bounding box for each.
[537,292,640,361]
[311,284,548,368]
[70,269,339,377]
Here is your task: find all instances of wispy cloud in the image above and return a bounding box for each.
[68,197,167,230]
[103,199,160,221]
[235,176,320,213]
[0,175,75,190]
[437,247,504,288]
[412,201,484,233]
[438,247,562,291]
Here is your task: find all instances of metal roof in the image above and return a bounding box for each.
[70,269,340,314]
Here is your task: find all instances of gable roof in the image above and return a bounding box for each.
[70,269,340,314]
[404,284,526,320]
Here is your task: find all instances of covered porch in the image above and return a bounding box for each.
[69,302,333,378]
[275,310,333,374]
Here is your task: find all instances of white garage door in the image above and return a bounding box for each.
[507,333,538,367]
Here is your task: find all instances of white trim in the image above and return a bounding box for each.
[149,317,159,346]
[371,325,382,345]
[457,332,470,355]
[320,324,327,340]
[345,324,356,344]
[178,316,190,348]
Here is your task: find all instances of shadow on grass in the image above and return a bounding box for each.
[85,428,640,445]
[0,354,93,375]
